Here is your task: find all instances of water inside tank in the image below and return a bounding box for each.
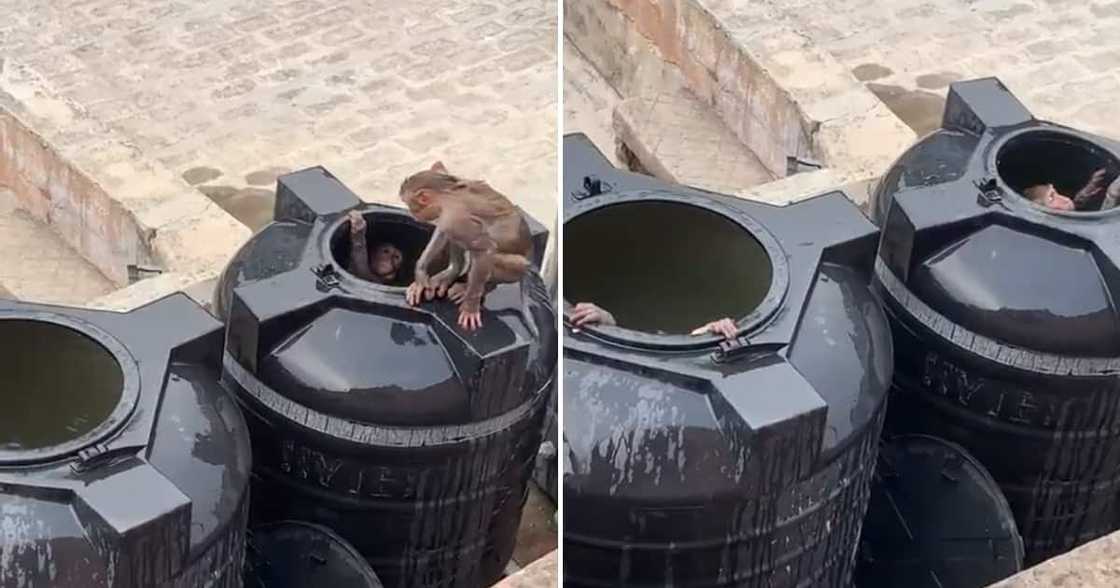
[565,201,773,335]
[0,320,123,451]
[997,130,1120,211]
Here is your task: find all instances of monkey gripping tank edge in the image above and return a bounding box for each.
[562,134,894,587]
[213,166,556,588]
[0,294,251,588]
[871,77,1120,564]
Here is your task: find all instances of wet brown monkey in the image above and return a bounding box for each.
[399,162,533,330]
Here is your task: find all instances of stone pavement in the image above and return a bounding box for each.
[749,0,1120,139]
[495,550,557,588]
[0,0,557,231]
[993,530,1120,587]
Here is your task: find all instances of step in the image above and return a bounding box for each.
[614,91,776,194]
[0,191,115,305]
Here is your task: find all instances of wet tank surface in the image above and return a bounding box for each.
[871,77,1120,563]
[562,134,894,587]
[214,167,557,588]
[0,294,251,588]
[855,435,1023,588]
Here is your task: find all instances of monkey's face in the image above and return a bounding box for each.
[371,243,402,281]
[401,189,442,222]
[1025,184,1074,211]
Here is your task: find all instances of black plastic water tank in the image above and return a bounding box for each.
[0,295,251,587]
[562,134,894,586]
[871,77,1120,563]
[855,435,1023,588]
[243,521,383,588]
[214,167,557,588]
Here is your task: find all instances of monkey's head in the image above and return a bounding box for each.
[1023,184,1075,211]
[399,161,467,222]
[370,242,403,282]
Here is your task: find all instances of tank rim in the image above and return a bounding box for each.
[562,189,789,351]
[0,310,141,465]
[989,126,1120,219]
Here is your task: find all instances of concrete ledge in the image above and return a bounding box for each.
[0,58,249,307]
[992,530,1120,587]
[87,272,218,312]
[613,91,774,196]
[567,0,916,201]
[496,551,557,588]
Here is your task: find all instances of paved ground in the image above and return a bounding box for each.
[0,189,114,304]
[496,550,557,587]
[0,0,557,232]
[755,0,1120,137]
[511,484,557,568]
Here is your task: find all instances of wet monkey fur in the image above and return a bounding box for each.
[399,162,533,331]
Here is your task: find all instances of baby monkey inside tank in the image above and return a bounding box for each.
[346,211,405,284]
[1024,168,1120,211]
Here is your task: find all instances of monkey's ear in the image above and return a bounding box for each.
[430,161,448,173]
[416,190,431,206]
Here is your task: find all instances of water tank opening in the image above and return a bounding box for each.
[0,320,124,452]
[565,201,773,335]
[997,130,1120,212]
[330,211,445,288]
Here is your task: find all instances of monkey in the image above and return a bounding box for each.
[345,210,404,284]
[1024,168,1109,211]
[569,302,741,340]
[399,162,533,331]
[1102,175,1120,211]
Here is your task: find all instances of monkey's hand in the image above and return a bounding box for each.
[348,210,367,235]
[1075,168,1109,207]
[446,282,468,304]
[691,318,738,340]
[569,303,615,329]
[457,299,483,331]
[406,271,431,306]
[426,270,458,300]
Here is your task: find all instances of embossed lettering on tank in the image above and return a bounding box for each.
[917,349,1117,432]
[278,438,421,499]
